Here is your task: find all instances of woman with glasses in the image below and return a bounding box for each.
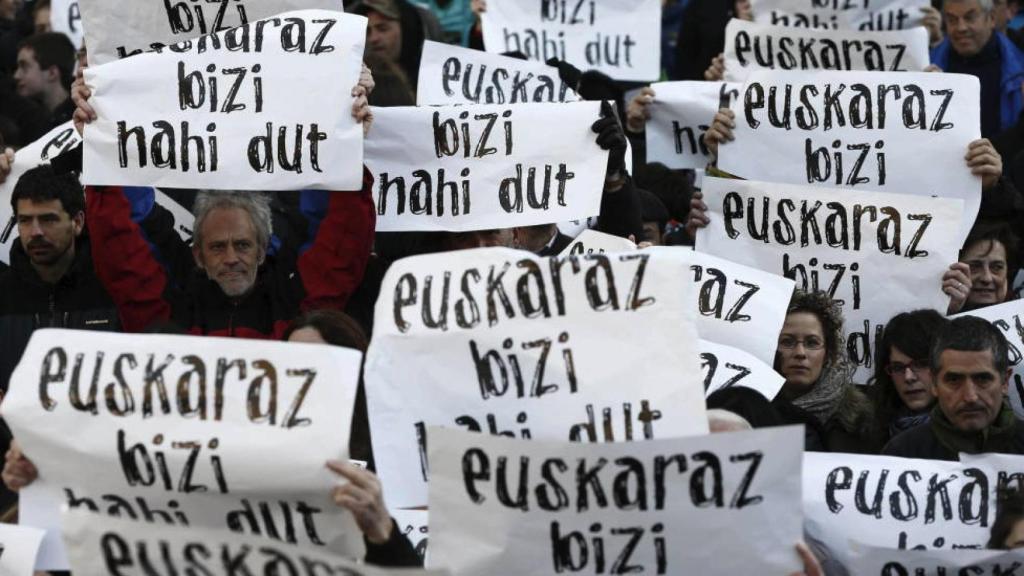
[773,290,878,453]
[868,310,949,447]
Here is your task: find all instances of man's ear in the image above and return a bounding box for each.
[1004,368,1013,395]
[44,64,61,84]
[192,244,204,270]
[71,211,85,236]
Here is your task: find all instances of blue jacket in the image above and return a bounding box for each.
[932,32,1024,134]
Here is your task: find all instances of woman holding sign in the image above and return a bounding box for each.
[772,290,879,453]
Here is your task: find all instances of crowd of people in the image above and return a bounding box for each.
[4,0,1024,573]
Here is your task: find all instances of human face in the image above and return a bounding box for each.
[0,0,19,21]
[34,6,51,33]
[289,327,326,345]
[16,198,82,267]
[777,312,827,395]
[642,221,662,245]
[944,0,995,57]
[193,207,264,298]
[932,349,1009,432]
[888,346,934,412]
[447,229,514,251]
[14,47,47,100]
[1005,519,1024,548]
[963,239,1008,307]
[366,10,402,64]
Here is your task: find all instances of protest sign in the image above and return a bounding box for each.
[700,339,786,400]
[392,509,430,562]
[480,0,661,81]
[557,217,597,239]
[364,247,708,507]
[750,0,929,30]
[79,0,339,65]
[154,190,196,242]
[3,329,364,570]
[646,81,741,170]
[50,0,84,48]
[0,523,45,576]
[427,425,804,575]
[0,122,82,264]
[646,246,795,366]
[366,102,607,232]
[81,10,366,192]
[804,452,994,566]
[697,177,962,382]
[718,70,981,241]
[961,453,1024,496]
[558,229,636,257]
[849,544,1024,576]
[953,301,1024,420]
[722,19,929,82]
[417,40,578,106]
[60,510,448,576]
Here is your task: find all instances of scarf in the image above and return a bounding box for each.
[931,401,1019,454]
[791,359,852,426]
[889,407,931,438]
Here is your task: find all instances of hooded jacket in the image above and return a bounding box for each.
[932,31,1024,135]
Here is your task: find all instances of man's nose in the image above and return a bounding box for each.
[962,381,980,403]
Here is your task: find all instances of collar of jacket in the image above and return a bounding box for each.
[10,232,93,289]
[929,400,1018,454]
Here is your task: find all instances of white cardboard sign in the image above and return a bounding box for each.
[50,0,84,49]
[427,426,805,575]
[558,229,636,256]
[718,70,981,242]
[60,510,448,575]
[700,339,786,400]
[364,247,708,508]
[803,452,994,566]
[82,10,366,192]
[0,122,82,264]
[417,40,579,106]
[0,523,45,576]
[646,81,741,170]
[4,329,364,570]
[80,0,339,65]
[480,0,661,82]
[849,544,1024,576]
[366,102,607,232]
[750,0,929,30]
[723,19,930,82]
[697,177,963,382]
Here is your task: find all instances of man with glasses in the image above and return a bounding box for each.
[882,316,1024,460]
[931,0,1024,137]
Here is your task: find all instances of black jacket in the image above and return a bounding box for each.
[672,0,735,80]
[0,233,120,392]
[883,409,1024,461]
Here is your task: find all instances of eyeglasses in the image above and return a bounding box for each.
[778,336,825,350]
[886,360,930,376]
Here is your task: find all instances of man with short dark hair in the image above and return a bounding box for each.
[882,316,1024,460]
[351,0,443,94]
[14,32,75,128]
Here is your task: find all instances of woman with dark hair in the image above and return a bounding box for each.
[773,290,878,453]
[951,220,1021,313]
[990,488,1024,549]
[869,310,949,447]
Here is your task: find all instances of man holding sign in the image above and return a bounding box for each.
[70,12,377,339]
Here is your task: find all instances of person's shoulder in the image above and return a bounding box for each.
[882,421,939,458]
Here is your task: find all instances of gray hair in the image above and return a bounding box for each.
[948,0,994,11]
[192,190,273,253]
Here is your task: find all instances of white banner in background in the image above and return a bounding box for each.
[364,247,708,508]
[697,177,962,382]
[4,329,364,570]
[0,122,81,264]
[82,10,366,192]
[647,246,795,366]
[60,511,447,575]
[723,19,930,82]
[80,0,339,65]
[481,0,661,81]
[417,40,578,106]
[428,426,805,575]
[953,301,1024,420]
[750,0,929,30]
[700,339,786,400]
[647,81,741,170]
[804,452,994,566]
[718,70,981,242]
[366,102,607,232]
